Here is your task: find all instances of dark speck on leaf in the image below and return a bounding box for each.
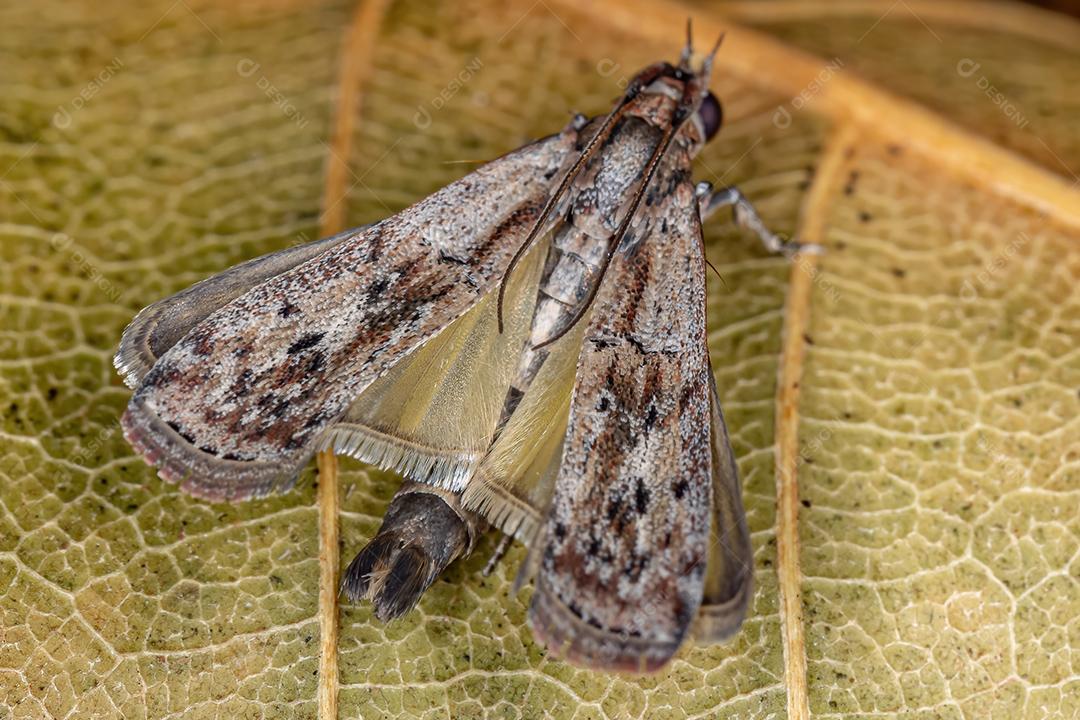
[843,170,859,196]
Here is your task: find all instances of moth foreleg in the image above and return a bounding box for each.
[341,481,481,620]
[695,181,822,257]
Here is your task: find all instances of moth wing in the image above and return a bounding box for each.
[527,176,714,674]
[324,237,547,490]
[117,227,550,493]
[121,131,577,502]
[114,228,365,388]
[457,307,585,539]
[694,367,753,642]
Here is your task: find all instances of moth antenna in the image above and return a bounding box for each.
[702,31,725,77]
[535,84,699,350]
[679,17,693,68]
[495,106,626,332]
[496,63,671,332]
[705,257,728,291]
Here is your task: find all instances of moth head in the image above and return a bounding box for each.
[657,20,726,145]
[680,20,725,142]
[621,23,725,150]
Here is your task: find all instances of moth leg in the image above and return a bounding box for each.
[341,481,481,620]
[482,533,514,577]
[695,181,823,257]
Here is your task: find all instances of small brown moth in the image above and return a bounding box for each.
[115,28,814,673]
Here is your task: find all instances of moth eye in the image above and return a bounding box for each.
[699,92,723,142]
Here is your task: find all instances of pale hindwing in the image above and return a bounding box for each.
[114,228,364,389]
[694,367,753,642]
[460,314,585,541]
[323,239,546,491]
[528,176,713,674]
[120,131,576,502]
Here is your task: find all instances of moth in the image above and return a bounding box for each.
[115,28,812,673]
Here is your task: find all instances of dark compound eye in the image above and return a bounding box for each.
[699,92,723,141]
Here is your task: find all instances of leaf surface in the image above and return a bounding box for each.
[0,0,1076,718]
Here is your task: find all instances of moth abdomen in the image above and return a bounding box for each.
[341,482,480,620]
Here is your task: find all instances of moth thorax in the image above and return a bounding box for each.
[642,78,685,101]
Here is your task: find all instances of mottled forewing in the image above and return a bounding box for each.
[115,228,363,388]
[528,171,713,673]
[122,133,575,501]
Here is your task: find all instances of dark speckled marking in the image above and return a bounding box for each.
[634,478,649,514]
[287,332,324,355]
[166,420,196,445]
[122,128,577,502]
[530,111,716,672]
